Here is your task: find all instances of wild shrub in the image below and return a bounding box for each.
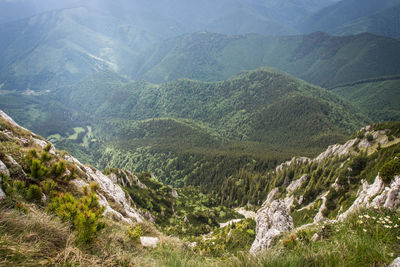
[47,188,105,244]
[40,151,51,162]
[40,179,57,195]
[30,159,48,181]
[44,143,52,152]
[51,161,66,177]
[127,225,143,240]
[25,185,43,203]
[379,156,400,184]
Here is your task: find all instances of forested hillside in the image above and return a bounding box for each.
[131,31,400,88]
[1,68,368,190]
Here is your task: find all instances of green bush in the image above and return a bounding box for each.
[25,185,43,203]
[366,134,374,142]
[40,179,57,195]
[127,225,143,240]
[380,157,400,184]
[47,191,105,244]
[30,159,48,181]
[51,161,66,177]
[40,151,51,162]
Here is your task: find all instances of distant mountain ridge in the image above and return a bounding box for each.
[299,0,400,37]
[131,31,400,88]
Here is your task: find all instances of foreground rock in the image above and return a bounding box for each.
[250,200,294,253]
[338,175,400,221]
[140,236,159,248]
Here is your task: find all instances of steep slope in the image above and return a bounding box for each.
[331,4,400,38]
[220,121,400,224]
[0,7,155,91]
[298,0,400,36]
[0,110,143,223]
[132,32,400,88]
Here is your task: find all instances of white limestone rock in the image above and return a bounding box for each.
[219,219,243,228]
[0,160,10,176]
[171,189,178,198]
[31,137,48,149]
[264,188,279,206]
[82,165,143,223]
[276,157,310,172]
[0,110,29,131]
[108,169,147,189]
[314,191,329,223]
[140,236,159,248]
[314,138,357,163]
[338,175,400,221]
[389,257,400,267]
[250,200,294,253]
[287,174,307,194]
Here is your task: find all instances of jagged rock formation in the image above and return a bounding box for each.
[108,169,147,189]
[0,109,143,223]
[250,199,294,253]
[338,175,400,221]
[251,124,400,252]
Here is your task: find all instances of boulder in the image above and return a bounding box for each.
[250,200,294,253]
[140,236,159,248]
[389,257,400,267]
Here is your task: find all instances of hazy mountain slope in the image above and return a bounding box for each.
[0,0,339,36]
[132,31,400,88]
[0,7,155,91]
[331,4,400,38]
[299,0,400,36]
[332,76,400,122]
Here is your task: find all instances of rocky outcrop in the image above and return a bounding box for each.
[287,174,307,194]
[66,155,144,223]
[0,160,9,177]
[314,138,358,163]
[250,200,294,253]
[108,169,147,189]
[313,191,329,223]
[338,175,400,221]
[276,157,310,172]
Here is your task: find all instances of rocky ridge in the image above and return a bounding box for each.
[251,124,400,252]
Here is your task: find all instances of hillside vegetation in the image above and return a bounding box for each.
[20,68,366,190]
[332,76,400,122]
